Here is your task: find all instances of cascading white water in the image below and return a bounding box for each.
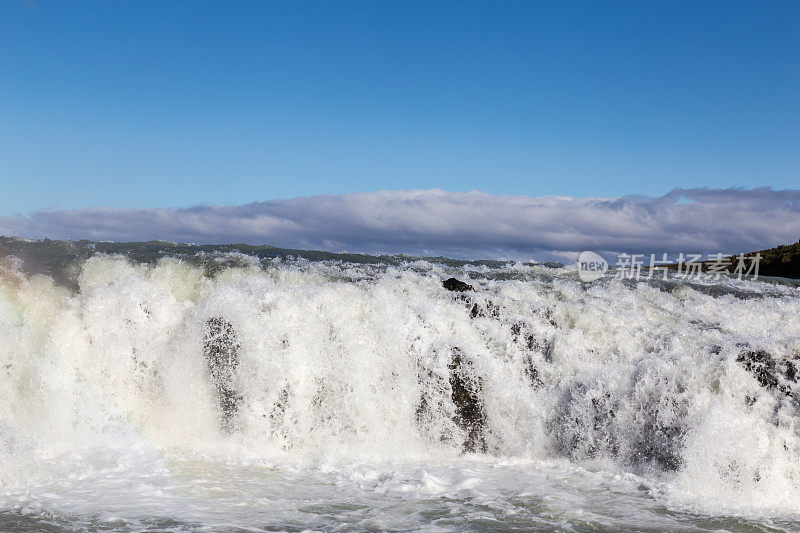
[1,251,800,530]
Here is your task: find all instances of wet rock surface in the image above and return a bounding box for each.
[203,317,243,431]
[737,348,798,398]
[448,348,487,453]
[549,377,686,471]
[442,277,473,292]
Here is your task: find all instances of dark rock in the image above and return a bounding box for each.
[787,360,797,382]
[414,380,442,438]
[736,349,797,397]
[541,307,558,328]
[268,385,292,443]
[441,278,501,321]
[469,299,499,319]
[630,394,685,472]
[550,378,686,472]
[511,322,551,387]
[550,383,619,461]
[448,347,487,453]
[511,322,539,350]
[270,386,289,423]
[203,317,243,431]
[522,354,543,387]
[443,278,473,292]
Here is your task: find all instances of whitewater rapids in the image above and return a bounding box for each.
[1,245,800,531]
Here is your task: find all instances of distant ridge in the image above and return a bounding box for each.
[663,239,800,280]
[0,236,560,289]
[747,239,800,279]
[3,236,798,281]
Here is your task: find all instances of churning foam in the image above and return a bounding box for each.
[1,253,800,530]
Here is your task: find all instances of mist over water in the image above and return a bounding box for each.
[1,242,800,531]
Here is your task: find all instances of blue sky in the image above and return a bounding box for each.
[1,1,798,217]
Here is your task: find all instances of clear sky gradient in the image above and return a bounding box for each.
[1,1,798,215]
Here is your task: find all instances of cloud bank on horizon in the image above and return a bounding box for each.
[1,188,798,260]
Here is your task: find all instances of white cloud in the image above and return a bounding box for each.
[1,188,798,260]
